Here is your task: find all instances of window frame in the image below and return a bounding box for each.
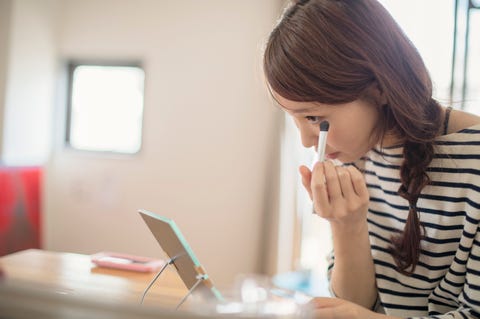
[65,60,145,155]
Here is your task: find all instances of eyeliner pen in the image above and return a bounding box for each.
[312,120,330,214]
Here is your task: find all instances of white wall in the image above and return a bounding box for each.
[43,0,282,288]
[0,0,12,158]
[1,0,58,165]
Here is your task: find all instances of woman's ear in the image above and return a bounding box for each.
[371,81,387,106]
[362,81,387,108]
[376,82,387,106]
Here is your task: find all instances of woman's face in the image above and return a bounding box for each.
[272,91,383,163]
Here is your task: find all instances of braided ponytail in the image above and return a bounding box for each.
[386,98,442,274]
[390,140,433,273]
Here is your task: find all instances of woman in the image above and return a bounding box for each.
[263,0,480,318]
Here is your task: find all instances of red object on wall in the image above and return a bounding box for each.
[0,166,42,256]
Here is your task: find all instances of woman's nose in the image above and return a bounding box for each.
[298,125,317,148]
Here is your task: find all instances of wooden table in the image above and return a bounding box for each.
[0,249,189,308]
[0,249,306,319]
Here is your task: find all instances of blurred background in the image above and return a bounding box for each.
[0,0,478,292]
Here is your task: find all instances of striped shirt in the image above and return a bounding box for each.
[328,124,480,318]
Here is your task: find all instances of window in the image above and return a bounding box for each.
[66,62,145,154]
[379,0,455,103]
[454,0,480,113]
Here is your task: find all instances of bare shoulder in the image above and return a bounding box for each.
[447,108,480,133]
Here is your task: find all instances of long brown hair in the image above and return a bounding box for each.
[263,0,442,274]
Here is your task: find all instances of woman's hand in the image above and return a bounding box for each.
[301,162,377,308]
[299,161,369,229]
[309,297,396,319]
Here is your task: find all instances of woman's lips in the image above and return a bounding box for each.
[326,152,339,160]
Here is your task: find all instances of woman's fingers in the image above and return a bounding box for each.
[336,166,355,201]
[347,165,369,199]
[309,162,369,221]
[309,296,340,308]
[323,161,343,200]
[309,297,376,319]
[299,165,313,199]
[311,162,331,216]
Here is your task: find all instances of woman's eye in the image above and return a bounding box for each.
[305,116,322,124]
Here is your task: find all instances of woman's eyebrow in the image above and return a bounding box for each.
[288,106,319,114]
[271,96,318,114]
[266,86,319,113]
[276,102,319,114]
